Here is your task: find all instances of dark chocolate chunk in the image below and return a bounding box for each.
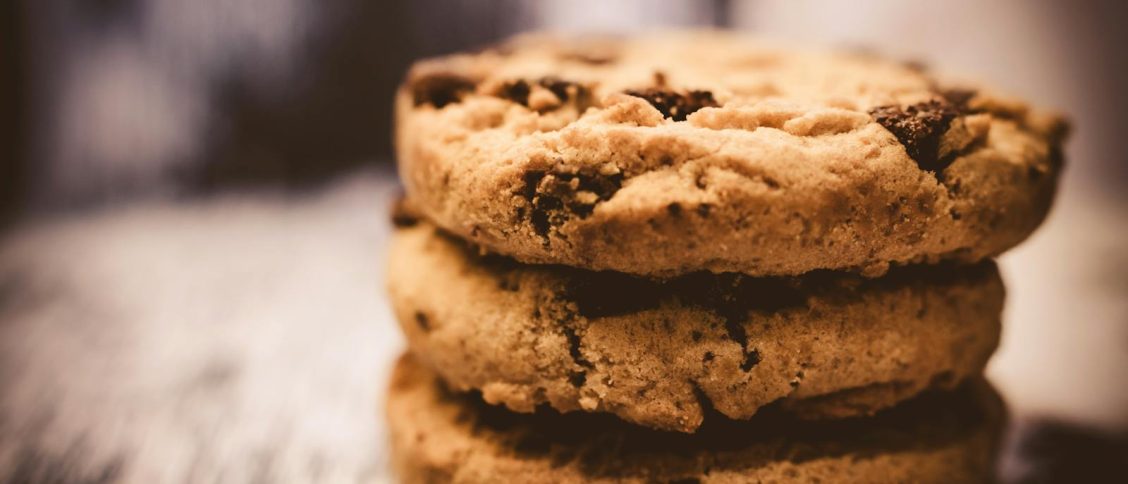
[624,88,718,121]
[499,79,532,105]
[498,77,589,111]
[522,171,546,201]
[529,192,560,238]
[538,77,578,103]
[520,169,624,238]
[869,99,961,172]
[410,72,476,108]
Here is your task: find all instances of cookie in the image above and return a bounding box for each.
[386,353,1004,483]
[386,220,1003,433]
[395,31,1068,277]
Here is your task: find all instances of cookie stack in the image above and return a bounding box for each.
[386,32,1067,482]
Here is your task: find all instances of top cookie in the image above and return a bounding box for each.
[396,31,1067,277]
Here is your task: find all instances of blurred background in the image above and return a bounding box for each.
[1,0,1125,482]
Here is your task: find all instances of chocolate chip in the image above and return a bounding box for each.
[520,169,624,238]
[539,77,578,103]
[529,193,560,238]
[410,72,476,108]
[521,171,553,237]
[498,77,588,110]
[666,203,683,216]
[870,99,962,172]
[522,171,546,200]
[499,79,532,105]
[624,88,718,121]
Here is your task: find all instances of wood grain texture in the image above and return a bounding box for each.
[0,171,401,483]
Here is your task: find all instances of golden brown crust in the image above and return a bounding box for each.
[395,31,1067,277]
[387,221,1003,432]
[386,353,1004,484]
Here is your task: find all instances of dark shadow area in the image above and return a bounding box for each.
[1010,419,1128,484]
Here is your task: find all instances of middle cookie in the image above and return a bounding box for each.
[387,220,1003,433]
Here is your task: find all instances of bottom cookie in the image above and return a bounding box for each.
[386,354,1004,484]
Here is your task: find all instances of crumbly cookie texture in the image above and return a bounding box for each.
[387,220,1003,433]
[395,31,1068,278]
[387,354,1004,484]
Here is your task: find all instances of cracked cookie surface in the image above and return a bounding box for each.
[395,31,1068,277]
[387,353,1004,483]
[386,220,1003,433]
